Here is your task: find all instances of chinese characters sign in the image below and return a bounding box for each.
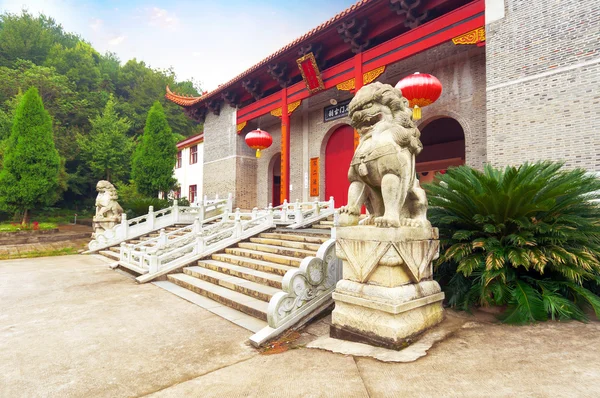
[324,99,351,122]
[310,157,319,197]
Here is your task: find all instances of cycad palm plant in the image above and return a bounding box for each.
[426,162,600,323]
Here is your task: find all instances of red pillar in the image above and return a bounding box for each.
[280,87,290,203]
[353,53,363,151]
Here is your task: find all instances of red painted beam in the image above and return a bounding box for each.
[236,0,484,125]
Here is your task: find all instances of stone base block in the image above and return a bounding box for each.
[331,280,444,350]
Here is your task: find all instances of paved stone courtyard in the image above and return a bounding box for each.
[1,255,599,397]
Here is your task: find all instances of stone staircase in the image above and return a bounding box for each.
[153,228,331,333]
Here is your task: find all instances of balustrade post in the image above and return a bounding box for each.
[252,207,258,220]
[120,213,128,239]
[198,203,205,224]
[158,229,167,249]
[148,251,159,274]
[173,199,179,223]
[294,199,303,223]
[193,216,202,233]
[147,206,155,231]
[282,199,288,222]
[227,193,233,212]
[329,196,335,210]
[267,204,274,226]
[119,242,126,261]
[196,235,205,254]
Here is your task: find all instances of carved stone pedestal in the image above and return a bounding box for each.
[330,226,444,350]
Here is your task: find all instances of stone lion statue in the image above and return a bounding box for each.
[338,82,429,228]
[93,180,123,237]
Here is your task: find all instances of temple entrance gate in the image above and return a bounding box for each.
[325,124,354,207]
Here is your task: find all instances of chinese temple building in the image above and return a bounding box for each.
[166,0,599,209]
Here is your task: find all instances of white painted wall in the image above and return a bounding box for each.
[173,143,204,204]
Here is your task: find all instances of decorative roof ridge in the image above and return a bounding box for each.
[165,85,204,106]
[166,0,374,108]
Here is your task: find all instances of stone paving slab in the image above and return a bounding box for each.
[148,348,370,398]
[0,255,257,398]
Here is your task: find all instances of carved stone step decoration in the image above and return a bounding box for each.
[330,81,444,350]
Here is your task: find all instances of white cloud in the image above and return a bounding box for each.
[89,18,103,31]
[147,7,178,30]
[108,35,126,47]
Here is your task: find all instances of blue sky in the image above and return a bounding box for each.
[0,0,357,91]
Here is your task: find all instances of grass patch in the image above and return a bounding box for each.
[0,247,79,260]
[0,222,58,232]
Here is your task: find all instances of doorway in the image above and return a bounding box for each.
[325,124,354,207]
[270,153,281,207]
[416,117,465,184]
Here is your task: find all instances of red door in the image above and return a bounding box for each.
[325,125,354,207]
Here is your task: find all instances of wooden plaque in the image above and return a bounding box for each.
[310,157,320,197]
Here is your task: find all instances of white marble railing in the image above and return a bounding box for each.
[87,194,233,252]
[121,208,276,283]
[249,238,342,347]
[269,197,335,228]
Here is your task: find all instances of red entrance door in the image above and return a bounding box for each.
[325,125,354,207]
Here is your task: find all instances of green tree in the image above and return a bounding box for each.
[77,95,132,182]
[0,11,78,67]
[131,101,177,197]
[0,87,61,223]
[427,162,600,323]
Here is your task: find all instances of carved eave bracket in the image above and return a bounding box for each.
[452,27,486,46]
[242,78,264,101]
[221,91,240,108]
[337,18,371,54]
[267,63,292,88]
[184,106,207,123]
[389,0,429,29]
[270,100,302,118]
[207,99,222,116]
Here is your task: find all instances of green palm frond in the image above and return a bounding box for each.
[426,161,600,323]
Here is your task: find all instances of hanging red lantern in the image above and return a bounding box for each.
[245,128,272,158]
[395,72,442,120]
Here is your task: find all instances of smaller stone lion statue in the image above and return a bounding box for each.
[338,82,430,228]
[93,180,123,237]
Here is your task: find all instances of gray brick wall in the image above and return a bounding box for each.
[203,105,257,209]
[486,0,600,170]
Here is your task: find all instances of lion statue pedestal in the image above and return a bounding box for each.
[330,82,444,350]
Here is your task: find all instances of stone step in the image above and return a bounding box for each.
[312,224,332,229]
[99,250,119,260]
[249,237,322,252]
[259,232,328,244]
[109,246,120,253]
[211,253,295,276]
[167,273,268,321]
[198,260,283,289]
[184,266,279,302]
[224,247,302,267]
[152,281,267,333]
[237,242,315,258]
[319,220,334,226]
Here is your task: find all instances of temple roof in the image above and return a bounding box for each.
[165,0,374,107]
[166,86,203,107]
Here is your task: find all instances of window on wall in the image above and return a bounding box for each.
[176,151,182,168]
[174,188,181,199]
[190,145,198,164]
[189,185,197,203]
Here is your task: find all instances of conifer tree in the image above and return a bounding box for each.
[131,101,177,197]
[78,95,132,182]
[0,87,61,223]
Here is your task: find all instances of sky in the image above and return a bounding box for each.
[0,0,357,91]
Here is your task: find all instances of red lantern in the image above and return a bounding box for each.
[395,72,442,120]
[245,128,272,158]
